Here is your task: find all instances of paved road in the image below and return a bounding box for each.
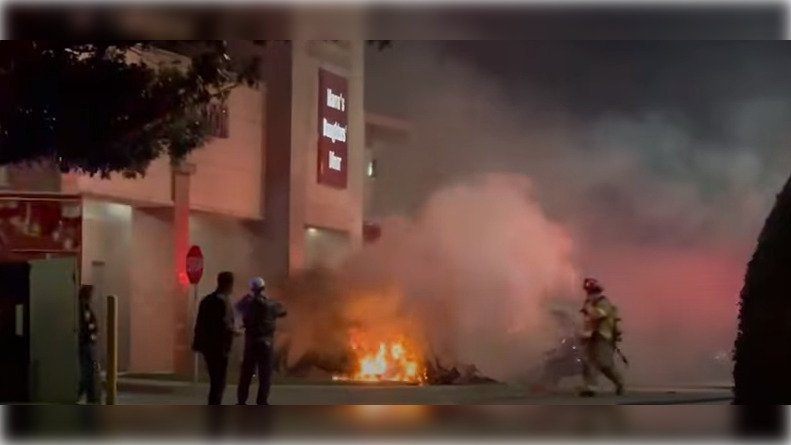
[108,383,740,439]
[5,382,741,440]
[118,379,732,405]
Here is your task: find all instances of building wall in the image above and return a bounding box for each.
[5,42,369,375]
[0,166,9,188]
[80,200,133,371]
[363,145,375,220]
[66,157,173,206]
[304,226,352,270]
[258,42,295,287]
[8,163,61,192]
[65,85,265,219]
[129,208,175,372]
[190,213,261,297]
[189,211,267,375]
[62,42,364,284]
[89,201,267,374]
[188,86,265,220]
[362,117,413,221]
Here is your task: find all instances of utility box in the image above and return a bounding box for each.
[0,257,79,403]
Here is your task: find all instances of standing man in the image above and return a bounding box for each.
[578,277,625,397]
[192,271,236,405]
[77,284,100,404]
[237,277,287,405]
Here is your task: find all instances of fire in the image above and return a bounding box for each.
[333,328,426,384]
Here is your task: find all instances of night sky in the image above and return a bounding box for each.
[365,40,791,249]
[373,40,791,151]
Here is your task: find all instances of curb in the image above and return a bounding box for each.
[620,397,733,405]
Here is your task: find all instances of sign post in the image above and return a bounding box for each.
[186,245,204,384]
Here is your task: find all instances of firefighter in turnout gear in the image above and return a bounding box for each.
[578,277,625,397]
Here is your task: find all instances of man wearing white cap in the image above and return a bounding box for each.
[236,276,287,405]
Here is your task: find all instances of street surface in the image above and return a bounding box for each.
[6,381,750,440]
[118,378,731,405]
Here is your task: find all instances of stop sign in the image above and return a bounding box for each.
[186,245,204,285]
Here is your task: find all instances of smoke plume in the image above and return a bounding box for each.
[281,41,791,387]
[356,41,791,386]
[279,174,579,381]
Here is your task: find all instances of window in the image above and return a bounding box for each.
[204,102,229,138]
[367,159,377,178]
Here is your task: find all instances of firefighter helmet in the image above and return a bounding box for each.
[582,277,603,294]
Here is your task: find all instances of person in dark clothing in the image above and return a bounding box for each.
[78,285,100,404]
[236,277,286,405]
[192,271,236,405]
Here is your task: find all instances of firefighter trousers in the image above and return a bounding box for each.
[582,336,623,392]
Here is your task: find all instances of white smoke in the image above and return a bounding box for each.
[277,173,580,381]
[360,41,791,385]
[318,173,580,381]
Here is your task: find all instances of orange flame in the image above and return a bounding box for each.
[333,329,426,384]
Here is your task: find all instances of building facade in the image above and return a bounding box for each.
[0,41,392,375]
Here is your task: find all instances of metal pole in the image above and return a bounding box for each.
[192,285,199,384]
[105,295,117,405]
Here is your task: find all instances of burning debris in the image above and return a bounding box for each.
[326,328,500,385]
[425,361,499,385]
[332,330,425,383]
[273,269,500,386]
[276,324,499,385]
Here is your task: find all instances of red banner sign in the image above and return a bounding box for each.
[0,193,82,258]
[317,69,349,189]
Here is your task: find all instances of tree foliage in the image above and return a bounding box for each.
[0,40,389,178]
[0,41,255,177]
[733,175,791,403]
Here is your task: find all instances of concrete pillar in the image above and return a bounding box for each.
[258,41,365,284]
[259,43,295,286]
[172,161,195,377]
[290,41,366,264]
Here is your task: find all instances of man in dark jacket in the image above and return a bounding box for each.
[236,277,286,405]
[78,284,100,404]
[192,271,236,405]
